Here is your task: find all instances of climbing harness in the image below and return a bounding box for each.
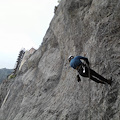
[82,65,86,73]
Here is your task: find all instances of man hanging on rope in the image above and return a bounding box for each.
[68,55,113,85]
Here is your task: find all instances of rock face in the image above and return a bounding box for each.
[0,0,120,120]
[19,48,36,71]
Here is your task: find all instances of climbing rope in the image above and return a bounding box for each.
[83,53,91,119]
[87,64,91,120]
[85,62,91,120]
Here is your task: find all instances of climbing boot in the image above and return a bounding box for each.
[107,77,113,86]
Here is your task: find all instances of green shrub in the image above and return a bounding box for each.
[9,74,16,79]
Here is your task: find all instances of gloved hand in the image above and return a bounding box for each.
[77,75,81,82]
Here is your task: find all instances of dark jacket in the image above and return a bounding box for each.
[70,56,89,69]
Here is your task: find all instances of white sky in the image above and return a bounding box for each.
[0,0,58,69]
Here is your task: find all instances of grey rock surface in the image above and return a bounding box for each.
[0,0,120,120]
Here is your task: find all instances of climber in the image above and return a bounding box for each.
[68,55,113,85]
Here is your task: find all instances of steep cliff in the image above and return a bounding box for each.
[0,0,120,120]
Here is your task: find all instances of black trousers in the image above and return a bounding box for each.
[78,65,110,84]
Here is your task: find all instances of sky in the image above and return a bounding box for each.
[0,0,58,69]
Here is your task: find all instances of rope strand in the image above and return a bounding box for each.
[86,63,91,120]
